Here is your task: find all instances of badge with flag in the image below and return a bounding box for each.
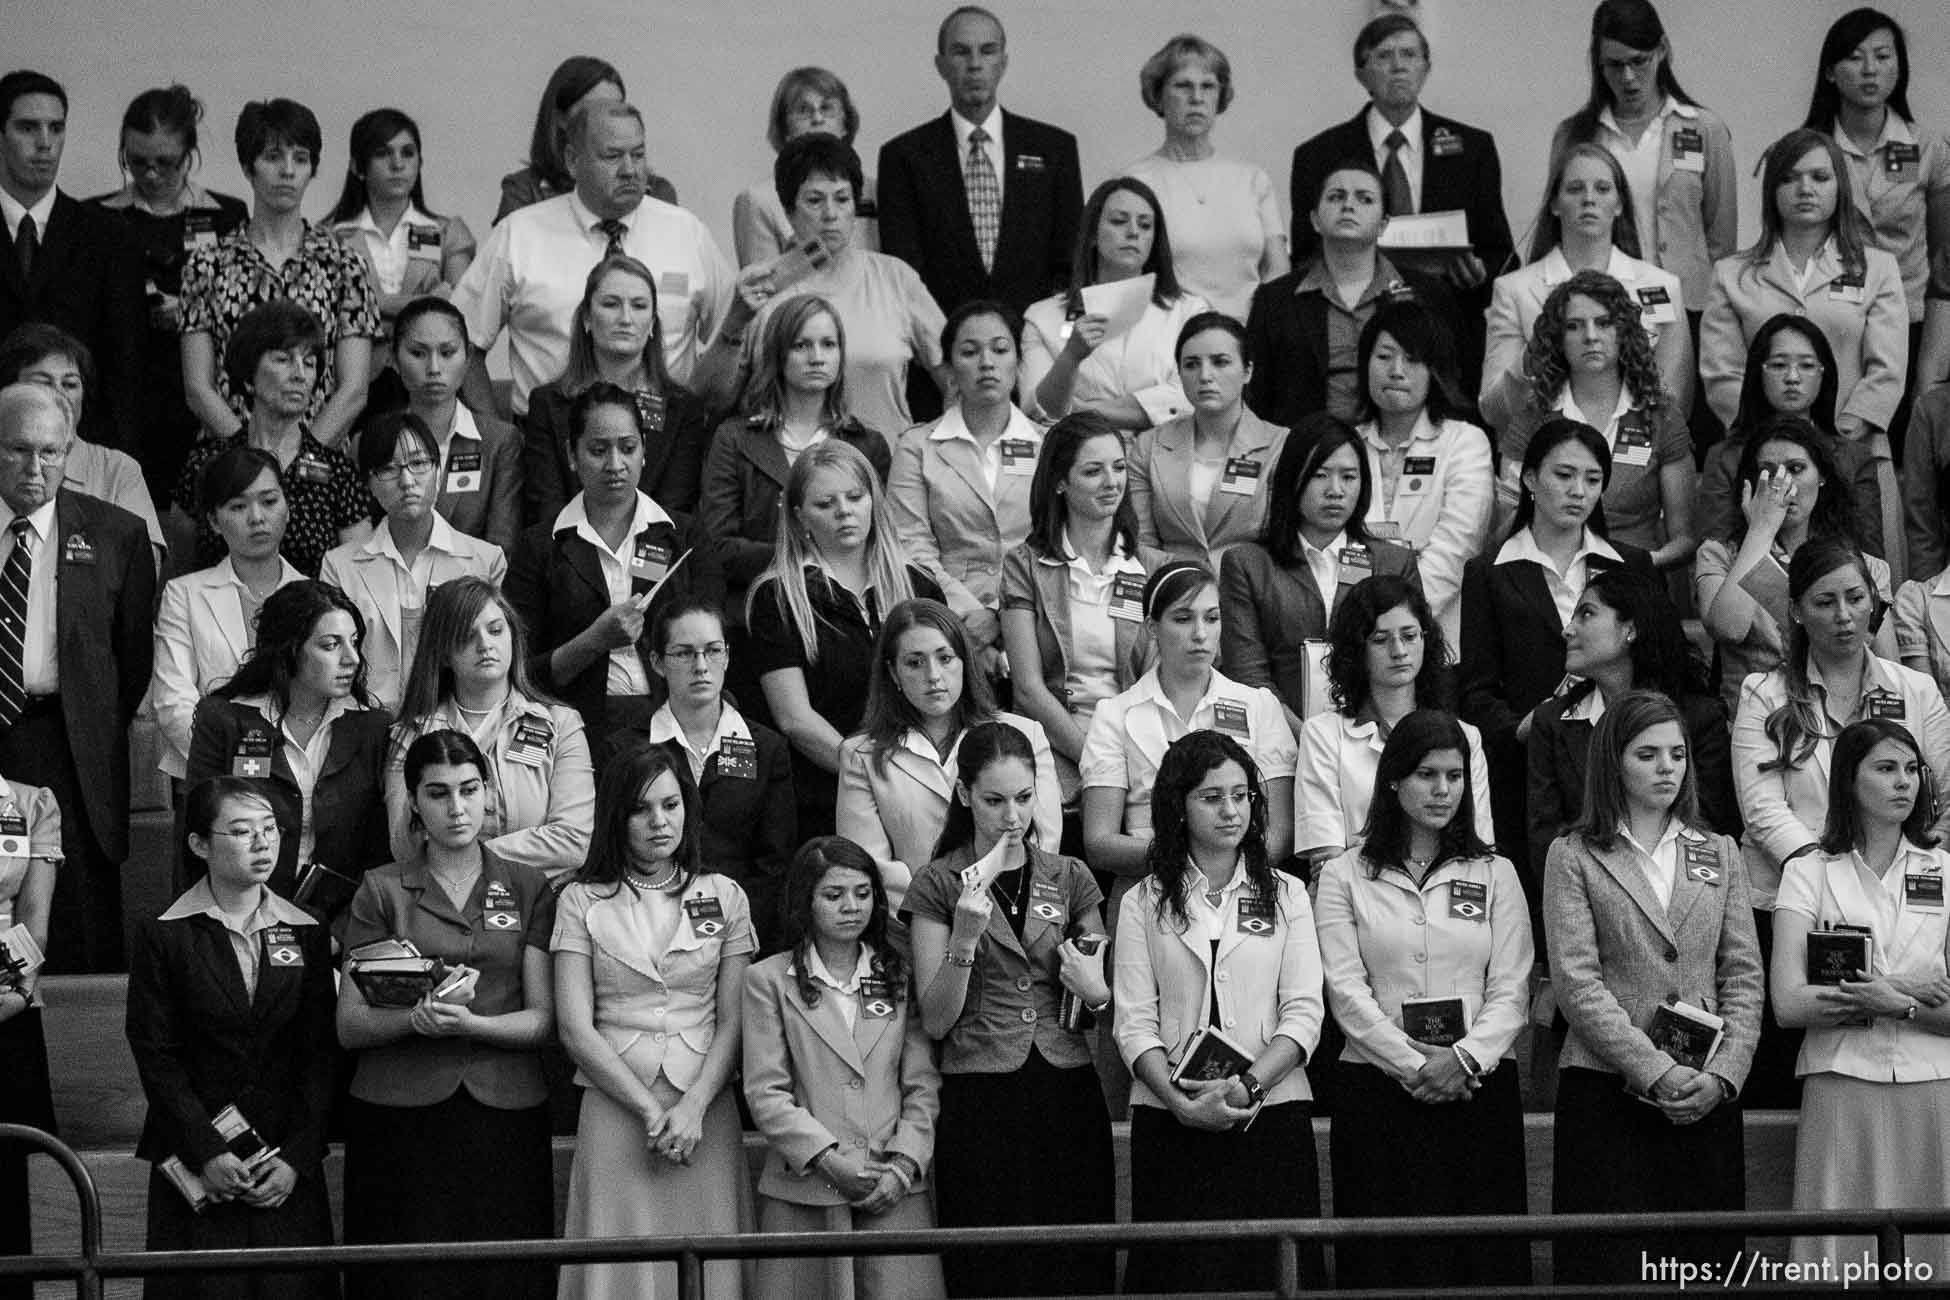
[1237,894,1275,936]
[265,926,302,968]
[685,895,725,938]
[232,730,274,779]
[860,978,895,1019]
[1449,879,1487,921]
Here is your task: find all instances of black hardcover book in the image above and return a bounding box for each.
[1402,995,1468,1047]
[1169,1025,1255,1085]
[1645,1000,1724,1071]
[1807,929,1873,986]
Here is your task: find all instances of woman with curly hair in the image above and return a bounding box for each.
[1490,269,1696,566]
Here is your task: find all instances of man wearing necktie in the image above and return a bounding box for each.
[0,384,154,973]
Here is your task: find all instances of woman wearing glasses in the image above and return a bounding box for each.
[320,411,505,713]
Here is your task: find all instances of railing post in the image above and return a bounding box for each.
[0,1124,103,1300]
[676,1246,703,1299]
[1878,1220,1906,1290]
[1274,1232,1300,1299]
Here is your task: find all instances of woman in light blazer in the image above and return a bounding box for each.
[1893,565,1950,696]
[743,836,944,1300]
[1545,690,1763,1287]
[149,448,305,786]
[1128,312,1287,569]
[836,599,1059,911]
[888,301,1042,679]
[319,411,506,714]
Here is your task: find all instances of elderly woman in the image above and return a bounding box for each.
[1124,34,1287,321]
[733,66,879,266]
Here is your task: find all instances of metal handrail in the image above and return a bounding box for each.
[6,1123,1948,1298]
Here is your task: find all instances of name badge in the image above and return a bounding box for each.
[1108,571,1146,622]
[1671,128,1706,173]
[444,446,482,495]
[0,814,27,859]
[1449,878,1487,921]
[1030,899,1063,923]
[859,978,896,1018]
[232,730,274,779]
[264,926,303,969]
[715,734,758,780]
[1211,699,1250,737]
[293,454,332,485]
[1237,893,1276,936]
[631,537,672,592]
[1220,456,1263,496]
[406,224,443,261]
[1830,272,1866,305]
[1886,142,1921,177]
[1337,542,1373,583]
[1402,456,1436,478]
[1000,437,1037,476]
[685,895,726,938]
[1635,284,1678,327]
[634,389,666,435]
[60,532,96,566]
[1906,874,1945,908]
[1684,839,1721,885]
[1866,689,1907,721]
[1430,127,1464,158]
[657,271,689,300]
[1015,153,1047,172]
[183,210,219,251]
[1613,414,1654,468]
[484,879,521,931]
[506,719,553,768]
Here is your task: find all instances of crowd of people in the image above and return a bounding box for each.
[0,1,1948,1294]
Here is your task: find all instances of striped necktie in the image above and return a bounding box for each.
[598,218,627,258]
[965,127,1001,273]
[0,518,33,727]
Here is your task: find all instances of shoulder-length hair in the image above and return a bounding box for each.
[1803,9,1911,133]
[1522,269,1667,417]
[1508,417,1614,540]
[1762,539,1879,776]
[575,744,701,896]
[181,776,279,880]
[1745,130,1869,280]
[765,67,860,152]
[559,254,671,398]
[1560,0,1699,149]
[1065,176,1182,312]
[1025,410,1141,560]
[1138,33,1235,116]
[751,439,915,663]
[526,56,624,191]
[1574,689,1701,850]
[394,576,554,747]
[329,108,440,224]
[1326,574,1451,717]
[1359,709,1490,877]
[857,599,997,776]
[1579,566,1708,699]
[1527,141,1643,264]
[780,836,908,1007]
[1353,297,1466,427]
[1728,413,1860,549]
[1263,412,1374,564]
[215,580,372,713]
[1145,731,1273,931]
[1820,717,1937,853]
[1734,314,1840,438]
[743,294,850,432]
[931,719,1040,860]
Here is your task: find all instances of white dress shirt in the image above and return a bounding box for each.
[336,202,436,295]
[1366,105,1425,212]
[1618,817,1685,914]
[552,491,673,697]
[1492,526,1623,629]
[0,187,56,246]
[803,943,876,1031]
[1595,98,1683,264]
[951,108,1006,208]
[0,499,58,694]
[646,700,754,786]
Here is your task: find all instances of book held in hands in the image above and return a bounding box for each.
[1401,995,1467,1047]
[1645,998,1724,1072]
[159,1103,281,1212]
[1806,927,1873,986]
[345,938,476,1009]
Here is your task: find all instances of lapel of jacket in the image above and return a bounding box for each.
[250,923,308,1018]
[1591,838,1678,947]
[1663,829,1715,936]
[886,740,955,805]
[930,113,980,260]
[317,710,368,784]
[1504,560,1564,637]
[349,548,404,659]
[51,491,86,661]
[556,528,611,608]
[190,915,254,1016]
[1416,112,1454,210]
[852,979,895,1064]
[741,424,793,496]
[934,434,996,519]
[197,565,252,661]
[1150,421,1207,547]
[789,968,869,1073]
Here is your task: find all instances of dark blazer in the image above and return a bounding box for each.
[876,109,1083,317]
[126,908,337,1171]
[1526,684,1741,875]
[1243,255,1457,430]
[183,697,393,908]
[0,193,148,450]
[51,489,156,863]
[432,410,523,551]
[520,381,717,529]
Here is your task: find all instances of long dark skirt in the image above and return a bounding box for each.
[1127,1099,1323,1295]
[0,1008,55,1300]
[1330,1060,1530,1288]
[342,1090,555,1300]
[933,1050,1114,1298]
[1552,1066,1745,1286]
[144,1159,339,1300]
[1743,906,1805,1110]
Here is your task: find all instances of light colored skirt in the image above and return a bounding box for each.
[1792,1071,1950,1278]
[754,1194,945,1300]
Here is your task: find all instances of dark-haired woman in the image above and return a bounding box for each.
[1546,691,1762,1285]
[905,720,1113,1297]
[733,67,879,266]
[743,837,944,1299]
[127,777,337,1300]
[1491,271,1696,567]
[552,746,752,1300]
[89,83,247,502]
[1296,575,1492,868]
[495,57,676,222]
[1114,730,1324,1295]
[1019,176,1206,428]
[522,255,715,527]
[175,300,377,575]
[0,771,61,1300]
[391,297,521,551]
[1352,299,1493,644]
[1697,414,1894,714]
[1316,710,1531,1289]
[1129,312,1288,569]
[329,109,475,343]
[149,448,304,785]
[179,97,378,449]
[320,411,506,712]
[1221,413,1419,738]
[1528,567,1735,878]
[184,581,391,920]
[337,731,554,1300]
[504,381,717,761]
[1772,718,1950,1279]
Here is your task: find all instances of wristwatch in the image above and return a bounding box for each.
[1905,1002,1920,1021]
[1237,1070,1267,1107]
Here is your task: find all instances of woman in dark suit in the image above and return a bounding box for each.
[1220,412,1419,738]
[391,297,522,551]
[184,581,391,925]
[1544,690,1763,1286]
[504,381,719,761]
[126,775,338,1300]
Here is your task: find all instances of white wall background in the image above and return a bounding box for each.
[8,1,1943,259]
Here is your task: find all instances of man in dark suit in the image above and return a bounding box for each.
[878,6,1083,417]
[1286,16,1514,396]
[0,71,146,452]
[0,384,155,972]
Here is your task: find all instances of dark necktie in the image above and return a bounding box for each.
[0,519,33,728]
[597,218,627,259]
[965,127,1001,273]
[14,215,37,282]
[1382,130,1413,217]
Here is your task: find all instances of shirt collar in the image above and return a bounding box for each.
[1557,385,1637,429]
[803,942,876,994]
[1366,105,1423,155]
[1300,530,1349,563]
[1619,816,1685,865]
[646,700,749,750]
[0,186,57,238]
[1185,859,1250,901]
[1809,649,1898,701]
[566,189,638,237]
[1563,682,1606,723]
[1492,526,1621,569]
[342,203,431,238]
[1131,666,1238,716]
[1359,411,1440,451]
[215,553,303,591]
[1836,111,1917,158]
[363,512,461,564]
[1597,96,1691,137]
[1930,566,1950,599]
[553,489,673,539]
[158,876,316,927]
[951,107,1003,150]
[100,179,225,215]
[1538,246,1641,290]
[0,497,57,544]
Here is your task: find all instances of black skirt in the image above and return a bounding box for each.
[0,1007,55,1300]
[144,1159,339,1300]
[933,1049,1115,1298]
[1127,1098,1323,1295]
[1329,1059,1530,1288]
[1552,1065,1746,1285]
[341,1090,555,1300]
